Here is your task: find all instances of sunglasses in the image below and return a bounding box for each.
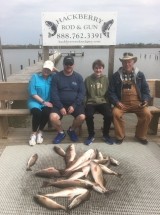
[43,68,51,73]
[64,62,74,66]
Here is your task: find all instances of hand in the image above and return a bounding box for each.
[67,106,74,114]
[60,108,67,116]
[43,101,53,107]
[116,102,127,110]
[139,101,148,108]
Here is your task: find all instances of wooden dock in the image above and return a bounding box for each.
[6,51,61,82]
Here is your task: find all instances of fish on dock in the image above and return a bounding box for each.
[65,144,76,167]
[26,153,38,171]
[44,187,89,200]
[63,149,97,173]
[35,167,61,178]
[34,194,66,211]
[109,157,120,166]
[90,161,106,189]
[99,164,122,177]
[68,190,91,210]
[53,146,66,157]
[41,178,93,189]
[68,171,85,180]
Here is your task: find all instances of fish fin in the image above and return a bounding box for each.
[117,173,122,178]
[48,32,53,38]
[41,181,50,188]
[59,169,71,177]
[68,195,75,201]
[26,167,32,171]
[59,169,66,175]
[37,191,45,195]
[85,191,91,201]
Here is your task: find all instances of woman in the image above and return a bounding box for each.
[28,60,57,146]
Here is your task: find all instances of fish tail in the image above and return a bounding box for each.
[104,189,116,195]
[37,191,45,195]
[48,33,52,38]
[59,169,66,176]
[41,180,51,188]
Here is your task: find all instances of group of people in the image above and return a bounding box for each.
[27,53,152,146]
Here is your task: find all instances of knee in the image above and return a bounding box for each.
[112,107,122,118]
[78,114,85,121]
[50,113,60,122]
[145,109,152,121]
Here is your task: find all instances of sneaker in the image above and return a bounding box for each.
[37,132,43,144]
[67,128,78,142]
[84,136,95,145]
[53,132,66,144]
[29,134,36,146]
[135,136,148,145]
[103,136,114,145]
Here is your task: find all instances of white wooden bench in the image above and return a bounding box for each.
[0,80,160,139]
[0,82,30,138]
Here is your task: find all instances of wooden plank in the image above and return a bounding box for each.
[148,113,160,135]
[0,82,28,100]
[148,106,160,113]
[0,116,9,138]
[0,109,30,116]
[0,101,9,138]
[147,79,156,98]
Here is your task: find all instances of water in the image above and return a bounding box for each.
[2,48,160,80]
[2,49,40,78]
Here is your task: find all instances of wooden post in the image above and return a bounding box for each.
[9,64,12,75]
[108,45,115,80]
[43,46,49,61]
[0,101,8,139]
[0,37,7,82]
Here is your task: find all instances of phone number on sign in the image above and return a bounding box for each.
[56,33,102,39]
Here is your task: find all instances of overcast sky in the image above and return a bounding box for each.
[0,0,160,45]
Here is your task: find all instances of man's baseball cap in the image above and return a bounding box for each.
[63,56,74,65]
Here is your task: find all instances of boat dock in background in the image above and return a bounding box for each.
[61,50,84,57]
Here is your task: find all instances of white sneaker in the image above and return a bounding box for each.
[37,132,43,144]
[29,134,37,146]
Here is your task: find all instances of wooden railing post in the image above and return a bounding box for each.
[43,46,49,61]
[108,45,115,80]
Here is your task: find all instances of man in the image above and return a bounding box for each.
[108,52,152,144]
[50,56,85,144]
[84,59,113,145]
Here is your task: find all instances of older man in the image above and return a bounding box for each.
[108,52,152,144]
[50,56,85,144]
